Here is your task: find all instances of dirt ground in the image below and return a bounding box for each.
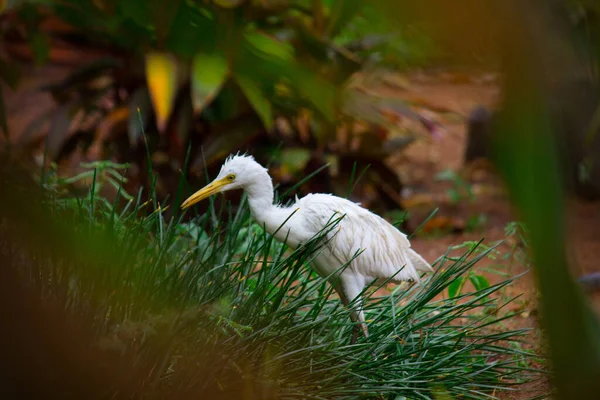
[383,70,600,399]
[5,51,600,398]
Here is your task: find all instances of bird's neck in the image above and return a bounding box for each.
[244,171,291,235]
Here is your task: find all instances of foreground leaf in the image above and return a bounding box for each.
[490,4,600,398]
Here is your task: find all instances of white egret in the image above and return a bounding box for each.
[181,154,433,342]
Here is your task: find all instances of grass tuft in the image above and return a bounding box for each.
[5,161,546,399]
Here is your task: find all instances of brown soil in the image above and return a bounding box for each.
[382,69,600,399]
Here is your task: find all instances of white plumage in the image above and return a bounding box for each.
[181,154,433,341]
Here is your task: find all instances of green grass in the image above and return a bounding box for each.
[9,161,546,399]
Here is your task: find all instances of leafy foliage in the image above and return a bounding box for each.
[2,0,438,215]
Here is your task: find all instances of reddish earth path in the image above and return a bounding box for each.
[384,69,600,398]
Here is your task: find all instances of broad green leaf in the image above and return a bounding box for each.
[235,74,273,131]
[191,53,229,114]
[447,276,466,298]
[469,274,490,291]
[145,52,179,133]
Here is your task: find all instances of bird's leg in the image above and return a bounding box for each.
[340,280,377,358]
[352,306,369,344]
[350,312,369,344]
[337,277,369,344]
[349,312,366,345]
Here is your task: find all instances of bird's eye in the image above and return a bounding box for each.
[228,174,235,181]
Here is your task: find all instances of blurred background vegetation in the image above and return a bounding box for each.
[3,0,600,399]
[0,0,444,219]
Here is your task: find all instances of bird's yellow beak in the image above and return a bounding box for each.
[181,177,230,210]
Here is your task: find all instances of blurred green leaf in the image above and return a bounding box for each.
[235,74,273,130]
[490,3,600,396]
[191,53,229,114]
[145,52,179,133]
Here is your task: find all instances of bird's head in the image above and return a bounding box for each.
[181,154,268,210]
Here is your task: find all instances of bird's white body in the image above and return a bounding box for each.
[257,193,430,283]
[182,154,433,340]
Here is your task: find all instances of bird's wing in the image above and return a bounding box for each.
[297,194,432,283]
